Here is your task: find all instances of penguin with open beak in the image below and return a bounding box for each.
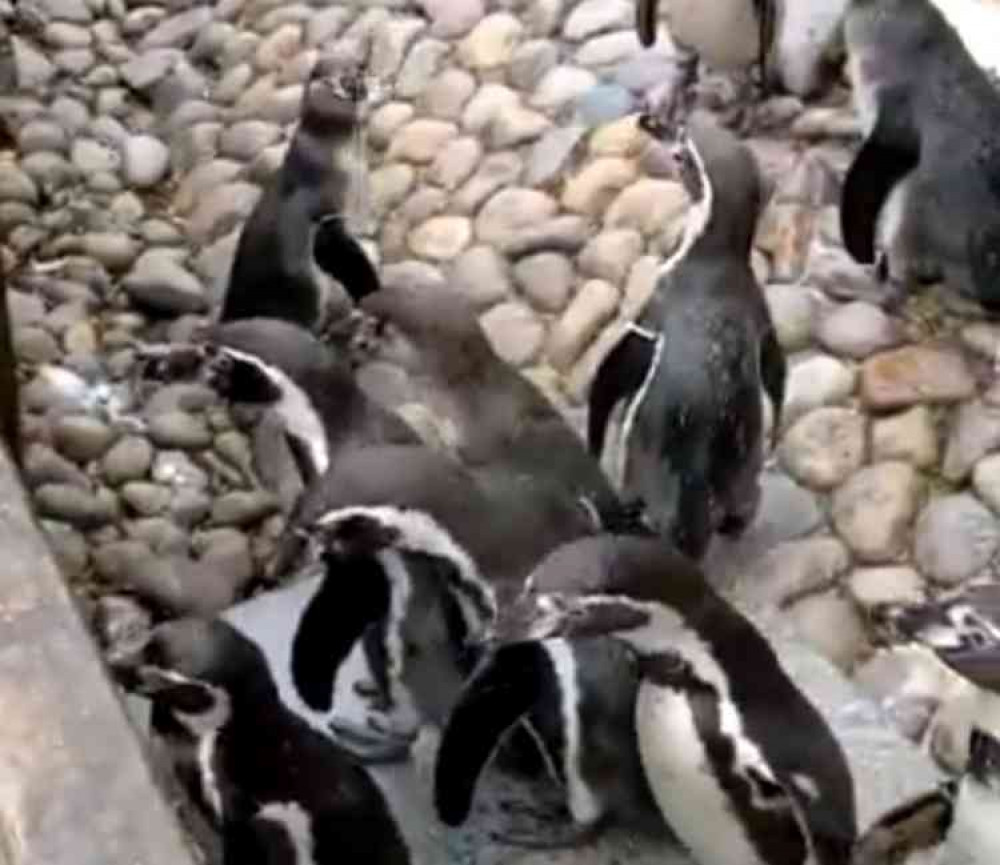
[852,726,1000,864]
[840,0,1000,313]
[220,55,381,332]
[111,617,412,865]
[439,534,858,865]
[588,112,785,561]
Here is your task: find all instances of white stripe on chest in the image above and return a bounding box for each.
[257,801,317,864]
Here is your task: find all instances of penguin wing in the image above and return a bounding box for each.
[433,642,553,826]
[587,325,661,458]
[313,216,382,304]
[851,785,954,865]
[840,91,921,264]
[759,323,786,449]
[635,0,659,47]
[290,563,391,713]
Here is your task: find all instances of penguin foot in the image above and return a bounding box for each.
[328,719,414,764]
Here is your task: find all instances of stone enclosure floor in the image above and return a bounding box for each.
[3,0,1000,861]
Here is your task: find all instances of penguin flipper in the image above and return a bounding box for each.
[434,642,551,826]
[313,216,381,304]
[672,471,713,561]
[587,325,660,458]
[852,785,954,865]
[841,102,921,265]
[635,0,659,47]
[759,324,786,449]
[290,562,391,713]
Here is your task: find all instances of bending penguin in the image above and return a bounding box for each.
[588,111,785,561]
[840,0,1000,313]
[437,534,858,865]
[852,726,1000,864]
[111,617,411,865]
[220,56,381,331]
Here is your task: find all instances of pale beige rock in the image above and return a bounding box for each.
[561,157,637,216]
[871,406,939,469]
[832,462,922,563]
[457,13,523,69]
[604,179,688,236]
[408,215,472,261]
[387,119,459,164]
[547,279,620,371]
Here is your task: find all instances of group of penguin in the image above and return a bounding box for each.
[106,1,1000,864]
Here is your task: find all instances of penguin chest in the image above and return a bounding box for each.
[665,0,761,69]
[635,684,778,865]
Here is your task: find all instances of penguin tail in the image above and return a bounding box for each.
[671,471,713,561]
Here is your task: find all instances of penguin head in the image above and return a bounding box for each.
[290,506,495,724]
[112,618,275,735]
[360,282,488,380]
[966,727,1000,792]
[303,55,371,132]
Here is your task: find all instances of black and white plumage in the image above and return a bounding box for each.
[870,582,1000,696]
[111,617,411,865]
[470,534,858,865]
[852,726,1000,864]
[841,0,1000,313]
[588,113,785,561]
[220,56,380,331]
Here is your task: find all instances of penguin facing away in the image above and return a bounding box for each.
[852,726,1000,864]
[840,0,1000,312]
[357,279,636,532]
[111,617,411,865]
[475,534,858,865]
[588,112,785,561]
[220,56,381,331]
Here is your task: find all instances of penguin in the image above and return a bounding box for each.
[110,617,411,865]
[588,111,785,561]
[219,56,381,331]
[356,279,636,532]
[840,0,1000,313]
[464,533,858,865]
[288,503,663,847]
[870,582,1000,695]
[852,726,1000,864]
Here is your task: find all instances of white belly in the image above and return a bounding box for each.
[664,0,761,69]
[776,0,851,96]
[636,684,773,865]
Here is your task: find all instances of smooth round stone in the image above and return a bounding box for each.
[816,301,902,359]
[740,536,850,608]
[147,411,213,450]
[81,232,140,272]
[0,165,39,205]
[871,406,939,469]
[34,483,118,529]
[15,327,62,364]
[574,82,634,125]
[121,481,172,517]
[941,401,1000,483]
[456,13,523,70]
[787,590,871,672]
[513,253,574,313]
[121,134,170,188]
[913,494,1000,586]
[211,490,280,527]
[448,245,512,310]
[765,284,816,352]
[18,119,69,154]
[779,407,867,491]
[408,216,472,261]
[51,414,116,463]
[578,228,642,284]
[848,567,927,610]
[101,435,154,485]
[546,279,619,371]
[479,302,545,367]
[42,520,90,579]
[860,345,976,411]
[782,355,856,427]
[561,157,637,216]
[24,443,90,489]
[831,462,922,563]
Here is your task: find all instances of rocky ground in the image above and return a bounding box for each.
[3,0,1000,858]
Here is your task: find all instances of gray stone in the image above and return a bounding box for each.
[144,384,217,418]
[848,566,927,610]
[448,245,511,310]
[871,406,939,469]
[941,401,1000,483]
[34,483,118,529]
[420,0,484,38]
[457,13,523,70]
[427,137,482,191]
[575,32,641,67]
[973,453,1000,514]
[489,106,551,149]
[742,536,851,608]
[0,164,40,205]
[12,36,57,90]
[18,119,69,154]
[24,444,90,490]
[122,251,207,316]
[513,253,574,313]
[186,181,260,244]
[419,68,477,120]
[524,124,586,187]
[913,494,1000,586]
[475,188,558,246]
[479,302,545,367]
[70,138,119,174]
[121,135,170,189]
[211,490,280,527]
[563,0,632,40]
[147,411,212,450]
[140,7,212,50]
[509,40,559,91]
[578,228,642,284]
[546,279,619,371]
[121,481,172,517]
[41,519,90,578]
[832,462,922,563]
[816,301,903,359]
[500,215,590,257]
[453,152,523,214]
[779,407,867,490]
[51,415,116,463]
[101,435,154,485]
[787,590,871,672]
[15,328,62,365]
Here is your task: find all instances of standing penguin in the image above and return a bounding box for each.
[588,112,785,561]
[852,726,1000,864]
[111,617,412,865]
[472,534,859,865]
[840,0,1000,312]
[220,56,381,331]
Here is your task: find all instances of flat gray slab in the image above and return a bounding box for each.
[0,447,196,865]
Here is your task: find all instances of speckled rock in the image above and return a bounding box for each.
[547,279,619,371]
[780,408,867,490]
[860,345,976,411]
[832,462,922,563]
[941,400,1000,483]
[480,302,546,367]
[870,406,939,469]
[913,494,1000,586]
